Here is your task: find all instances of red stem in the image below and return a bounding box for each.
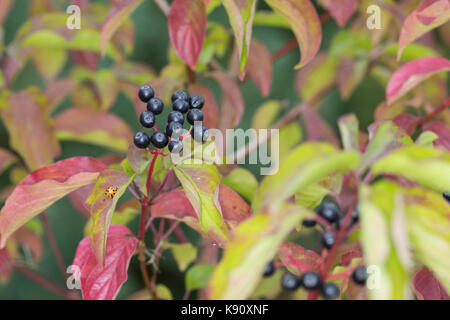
[417,98,450,126]
[146,152,159,197]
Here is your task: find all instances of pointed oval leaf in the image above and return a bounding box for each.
[412,267,450,300]
[54,107,133,152]
[247,39,273,97]
[0,157,107,247]
[386,57,450,105]
[318,0,358,26]
[169,0,207,69]
[72,224,138,300]
[265,0,322,69]
[278,242,320,275]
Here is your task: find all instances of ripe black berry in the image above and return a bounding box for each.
[187,109,204,125]
[300,272,321,290]
[138,85,154,102]
[443,191,450,203]
[189,94,204,109]
[191,125,209,142]
[168,111,184,125]
[263,261,275,277]
[150,131,168,149]
[139,111,155,128]
[171,90,189,103]
[316,201,340,223]
[352,205,360,223]
[321,282,340,300]
[281,273,300,291]
[321,231,335,249]
[147,97,164,115]
[133,131,150,149]
[173,99,189,113]
[352,266,367,285]
[168,140,183,153]
[166,121,183,138]
[302,219,317,228]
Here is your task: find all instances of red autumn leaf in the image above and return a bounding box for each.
[422,121,450,150]
[412,267,450,300]
[151,184,251,231]
[247,39,273,97]
[265,0,322,69]
[398,0,450,60]
[169,0,207,70]
[300,106,340,146]
[54,107,133,152]
[0,157,107,248]
[45,78,75,112]
[11,226,44,262]
[72,224,138,300]
[0,90,61,171]
[188,83,219,128]
[210,72,244,131]
[386,57,450,105]
[278,242,321,276]
[393,113,419,136]
[70,50,100,70]
[100,0,144,55]
[0,148,16,175]
[337,57,368,101]
[318,0,358,26]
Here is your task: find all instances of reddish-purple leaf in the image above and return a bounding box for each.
[337,57,368,101]
[398,0,450,60]
[188,83,219,128]
[0,247,12,283]
[386,57,450,105]
[393,113,419,135]
[45,78,75,112]
[318,0,358,26]
[169,0,207,70]
[0,90,61,171]
[423,121,450,150]
[54,107,133,152]
[278,242,321,276]
[100,0,144,56]
[247,39,273,97]
[265,0,322,69]
[70,50,100,70]
[412,267,450,300]
[0,148,16,175]
[0,157,107,248]
[72,224,138,300]
[210,72,244,131]
[300,106,340,146]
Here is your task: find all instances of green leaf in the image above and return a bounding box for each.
[166,242,198,272]
[278,123,303,162]
[87,169,135,266]
[338,113,360,152]
[186,264,215,291]
[295,173,342,209]
[221,168,258,202]
[251,100,281,129]
[372,145,450,193]
[253,10,291,28]
[209,204,313,299]
[174,162,228,245]
[253,142,360,213]
[221,0,257,77]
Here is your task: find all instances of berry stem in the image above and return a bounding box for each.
[146,153,160,197]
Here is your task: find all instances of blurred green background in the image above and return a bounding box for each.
[0,0,385,299]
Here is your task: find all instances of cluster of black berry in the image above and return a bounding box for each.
[133,85,209,153]
[263,261,367,300]
[302,200,359,249]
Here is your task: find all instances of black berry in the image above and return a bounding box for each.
[147,97,164,115]
[187,109,204,125]
[166,121,183,138]
[321,282,340,300]
[263,261,275,277]
[168,140,183,154]
[150,131,168,149]
[191,125,209,142]
[138,85,154,102]
[302,219,317,228]
[443,191,450,203]
[281,273,300,291]
[352,205,360,223]
[189,94,204,109]
[139,111,155,128]
[173,99,189,113]
[352,266,367,285]
[168,111,184,125]
[321,231,335,249]
[316,201,340,223]
[171,91,189,103]
[300,272,321,290]
[133,131,150,149]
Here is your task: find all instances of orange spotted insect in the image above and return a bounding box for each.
[104,186,118,200]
